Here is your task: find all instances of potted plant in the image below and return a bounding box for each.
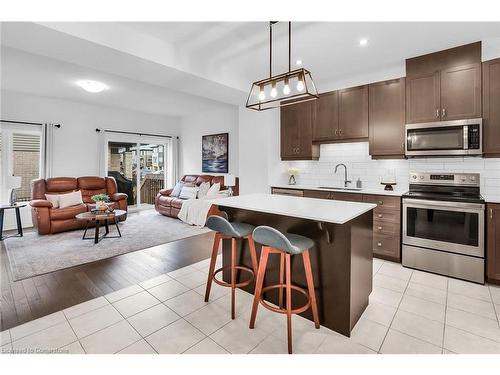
[91,193,110,211]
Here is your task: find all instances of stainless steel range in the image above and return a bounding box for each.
[402,172,485,284]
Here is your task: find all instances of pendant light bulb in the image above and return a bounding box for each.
[296,73,305,91]
[270,82,277,98]
[258,85,266,101]
[283,78,291,95]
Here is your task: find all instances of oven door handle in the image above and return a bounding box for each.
[403,198,484,211]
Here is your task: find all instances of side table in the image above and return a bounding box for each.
[0,203,27,241]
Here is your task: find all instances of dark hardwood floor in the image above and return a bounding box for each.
[0,229,215,331]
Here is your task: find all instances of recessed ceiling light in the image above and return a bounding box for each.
[295,59,302,66]
[359,38,368,47]
[76,80,108,93]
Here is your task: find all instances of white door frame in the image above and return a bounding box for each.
[102,132,170,210]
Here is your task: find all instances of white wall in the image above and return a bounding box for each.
[179,104,239,176]
[1,90,181,229]
[1,90,181,176]
[238,106,279,194]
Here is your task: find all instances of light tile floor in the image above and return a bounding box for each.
[2,256,500,354]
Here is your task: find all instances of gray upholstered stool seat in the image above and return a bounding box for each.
[252,226,314,255]
[204,214,259,320]
[250,225,319,354]
[206,215,255,238]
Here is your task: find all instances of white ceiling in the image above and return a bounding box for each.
[2,21,500,116]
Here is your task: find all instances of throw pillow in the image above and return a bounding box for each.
[206,182,221,197]
[179,186,199,200]
[45,194,60,209]
[197,181,211,198]
[171,182,184,197]
[58,190,84,209]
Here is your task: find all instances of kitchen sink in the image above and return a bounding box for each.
[318,186,363,191]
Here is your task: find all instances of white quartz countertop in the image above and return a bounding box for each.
[209,193,377,225]
[271,184,407,197]
[483,195,500,204]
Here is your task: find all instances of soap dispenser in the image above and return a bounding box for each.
[356,178,362,189]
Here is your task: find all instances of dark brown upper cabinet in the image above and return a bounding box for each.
[338,85,369,140]
[280,101,319,160]
[440,63,481,120]
[483,58,500,157]
[406,72,440,123]
[406,42,482,123]
[369,78,406,158]
[313,91,338,141]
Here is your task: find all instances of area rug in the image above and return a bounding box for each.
[3,210,211,281]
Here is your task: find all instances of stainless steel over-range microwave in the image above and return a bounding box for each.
[405,118,482,157]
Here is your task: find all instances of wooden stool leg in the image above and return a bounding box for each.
[204,233,221,302]
[249,246,269,329]
[303,250,320,329]
[278,253,285,309]
[285,253,293,354]
[246,235,259,275]
[231,238,237,319]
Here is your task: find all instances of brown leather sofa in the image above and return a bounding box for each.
[155,174,238,218]
[30,176,128,235]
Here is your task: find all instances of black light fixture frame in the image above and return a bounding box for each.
[246,21,319,111]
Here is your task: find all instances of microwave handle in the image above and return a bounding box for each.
[463,125,468,150]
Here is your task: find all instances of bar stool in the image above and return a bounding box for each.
[249,226,319,354]
[204,214,259,319]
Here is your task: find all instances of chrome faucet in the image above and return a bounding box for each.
[334,163,351,187]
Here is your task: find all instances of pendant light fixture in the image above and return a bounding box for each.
[246,22,319,111]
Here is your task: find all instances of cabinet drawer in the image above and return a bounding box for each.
[330,192,363,202]
[271,188,304,197]
[373,220,400,236]
[363,194,400,210]
[303,190,330,199]
[373,207,400,223]
[373,233,400,259]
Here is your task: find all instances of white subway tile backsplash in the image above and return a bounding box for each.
[275,142,500,196]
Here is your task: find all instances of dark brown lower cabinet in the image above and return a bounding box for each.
[363,194,401,262]
[487,203,500,284]
[272,188,402,262]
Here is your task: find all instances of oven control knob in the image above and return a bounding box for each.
[412,175,417,180]
[470,176,476,181]
[460,177,466,182]
[419,175,424,180]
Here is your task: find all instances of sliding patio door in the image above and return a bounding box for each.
[105,135,171,210]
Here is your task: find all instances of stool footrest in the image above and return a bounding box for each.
[212,266,255,288]
[259,284,311,315]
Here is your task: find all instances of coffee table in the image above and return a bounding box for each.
[76,209,126,244]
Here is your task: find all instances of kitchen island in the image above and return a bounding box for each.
[209,193,376,337]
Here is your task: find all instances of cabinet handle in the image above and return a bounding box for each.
[378,200,383,205]
[377,226,383,230]
[490,208,494,220]
[442,108,446,118]
[435,109,440,119]
[335,129,338,136]
[377,242,382,247]
[402,142,405,151]
[378,214,383,218]
[339,129,343,136]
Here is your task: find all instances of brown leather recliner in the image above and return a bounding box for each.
[30,176,128,235]
[155,174,238,218]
